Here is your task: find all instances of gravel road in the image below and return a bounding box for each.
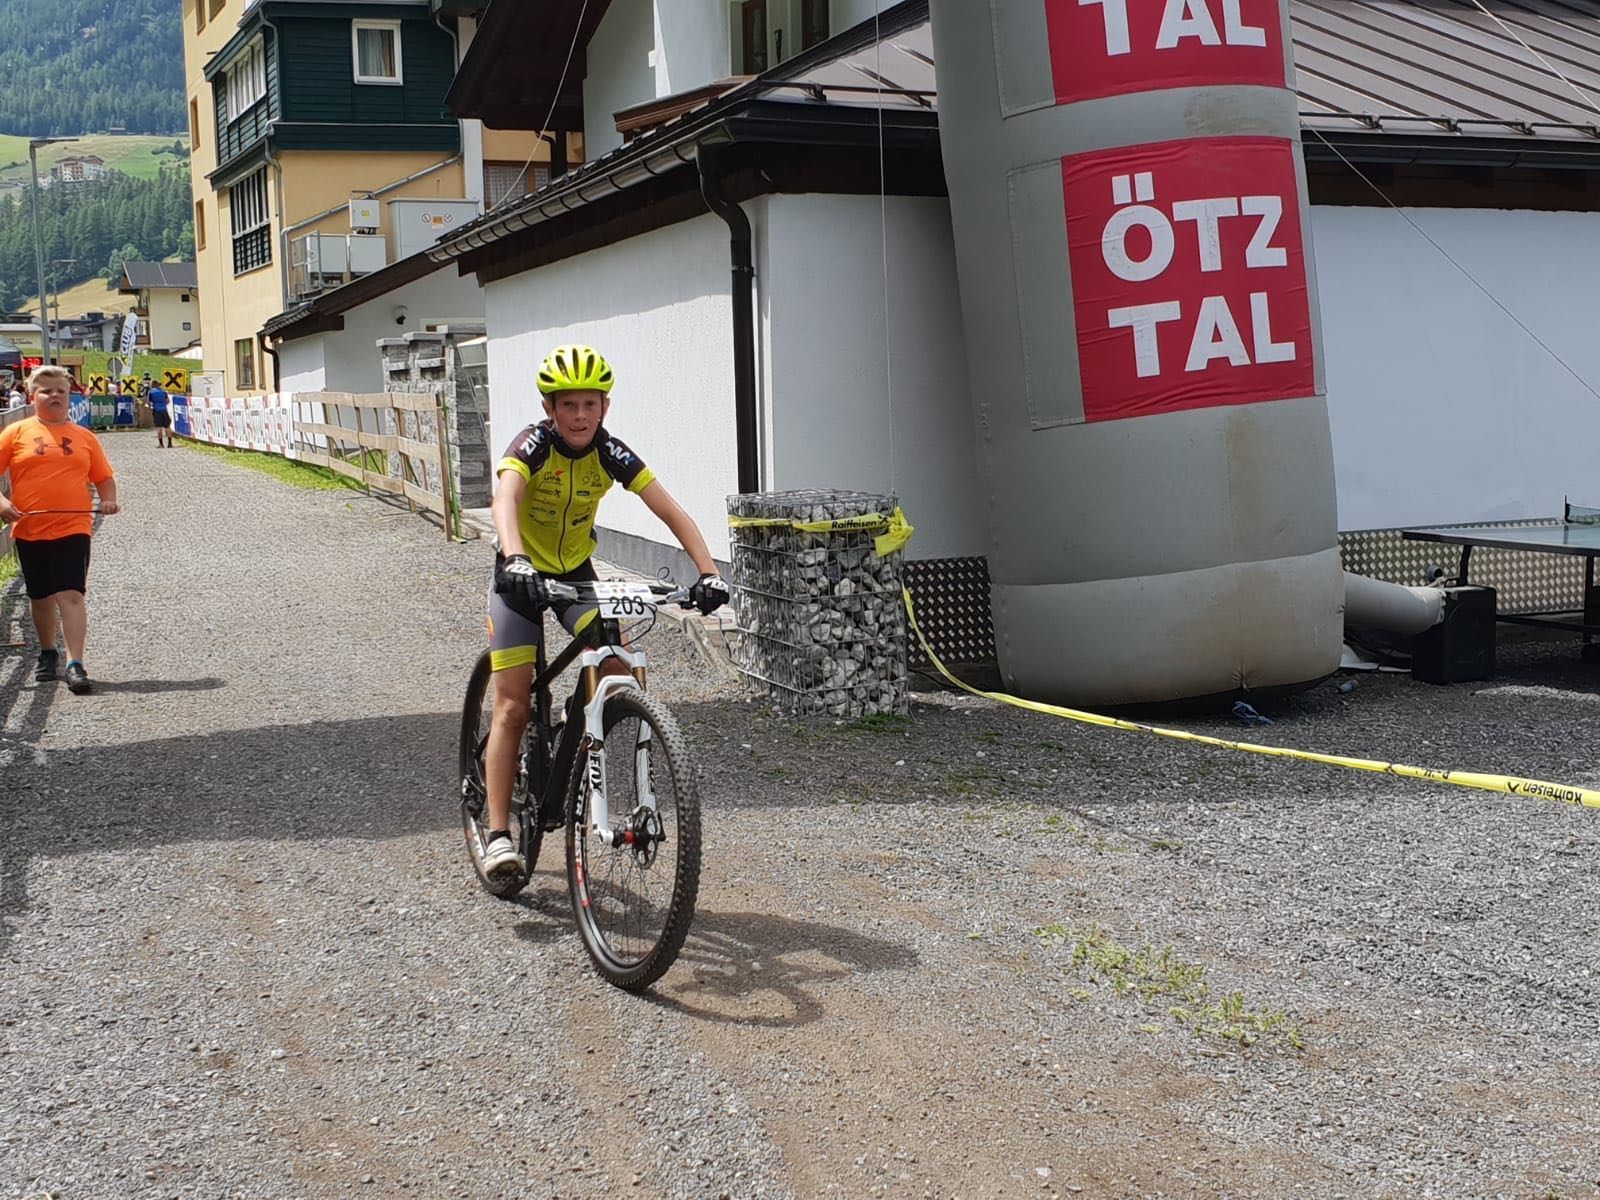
[4,436,1600,1199]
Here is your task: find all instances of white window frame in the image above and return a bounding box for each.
[230,168,270,239]
[225,38,266,122]
[229,167,273,275]
[352,20,404,85]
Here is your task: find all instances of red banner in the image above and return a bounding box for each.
[1063,136,1315,423]
[1046,0,1285,105]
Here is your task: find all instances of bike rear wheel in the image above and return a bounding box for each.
[459,651,540,899]
[566,688,701,991]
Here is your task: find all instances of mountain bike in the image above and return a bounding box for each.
[458,579,702,991]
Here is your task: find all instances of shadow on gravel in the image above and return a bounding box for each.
[500,881,920,1028]
[645,908,919,1029]
[0,711,459,960]
[85,677,227,695]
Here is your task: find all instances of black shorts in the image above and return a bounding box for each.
[152,409,172,428]
[15,534,91,600]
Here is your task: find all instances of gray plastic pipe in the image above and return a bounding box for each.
[1343,572,1444,636]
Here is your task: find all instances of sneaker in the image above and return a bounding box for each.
[481,833,524,877]
[64,662,92,695]
[34,648,58,683]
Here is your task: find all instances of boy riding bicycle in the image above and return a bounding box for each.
[483,344,728,878]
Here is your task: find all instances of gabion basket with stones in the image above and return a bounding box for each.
[728,489,909,718]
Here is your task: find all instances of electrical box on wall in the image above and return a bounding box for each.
[347,234,388,275]
[387,198,482,260]
[349,197,381,231]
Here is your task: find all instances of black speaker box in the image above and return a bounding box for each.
[1411,586,1496,684]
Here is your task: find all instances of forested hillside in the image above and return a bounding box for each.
[0,0,184,137]
[0,168,192,312]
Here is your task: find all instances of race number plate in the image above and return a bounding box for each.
[592,582,654,620]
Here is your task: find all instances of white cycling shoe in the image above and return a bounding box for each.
[482,834,526,877]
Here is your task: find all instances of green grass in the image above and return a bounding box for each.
[0,134,184,186]
[844,712,911,734]
[181,441,364,492]
[5,351,202,393]
[0,133,28,173]
[0,547,16,586]
[2,342,196,387]
[1034,923,1303,1050]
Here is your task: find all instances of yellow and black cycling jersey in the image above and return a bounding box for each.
[497,420,656,574]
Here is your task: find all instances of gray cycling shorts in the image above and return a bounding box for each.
[486,559,599,672]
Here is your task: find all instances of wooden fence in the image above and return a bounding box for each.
[178,390,460,540]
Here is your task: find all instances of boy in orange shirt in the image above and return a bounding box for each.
[0,366,120,694]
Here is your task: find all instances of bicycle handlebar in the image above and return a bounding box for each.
[544,579,693,608]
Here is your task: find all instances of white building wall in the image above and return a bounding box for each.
[589,2,890,162]
[271,266,485,394]
[764,194,985,559]
[584,0,658,160]
[484,214,739,560]
[832,1,888,32]
[277,335,329,394]
[148,290,199,351]
[1313,205,1600,529]
[654,1,729,99]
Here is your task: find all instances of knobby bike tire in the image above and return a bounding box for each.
[565,688,702,991]
[458,650,539,899]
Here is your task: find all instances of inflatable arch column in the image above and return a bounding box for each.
[929,0,1343,706]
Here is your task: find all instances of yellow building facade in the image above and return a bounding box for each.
[182,0,544,395]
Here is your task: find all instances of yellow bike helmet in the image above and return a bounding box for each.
[537,344,614,395]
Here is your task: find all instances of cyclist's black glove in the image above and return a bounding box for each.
[495,554,548,613]
[689,573,730,616]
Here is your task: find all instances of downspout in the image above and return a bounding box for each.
[261,16,291,313]
[259,331,281,392]
[434,10,483,204]
[698,145,759,494]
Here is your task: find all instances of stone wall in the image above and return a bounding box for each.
[376,325,492,510]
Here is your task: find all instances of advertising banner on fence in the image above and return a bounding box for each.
[182,395,297,456]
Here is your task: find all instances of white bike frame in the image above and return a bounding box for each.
[555,578,687,847]
[576,644,654,847]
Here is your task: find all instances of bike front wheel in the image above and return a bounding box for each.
[566,688,701,991]
[459,651,539,899]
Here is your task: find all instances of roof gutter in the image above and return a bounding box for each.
[431,125,715,261]
[698,144,759,495]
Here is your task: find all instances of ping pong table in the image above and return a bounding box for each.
[1401,499,1600,654]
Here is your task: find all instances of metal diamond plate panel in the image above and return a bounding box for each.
[1340,524,1586,615]
[904,557,996,667]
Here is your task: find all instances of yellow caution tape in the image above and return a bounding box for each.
[903,587,1600,812]
[728,506,915,557]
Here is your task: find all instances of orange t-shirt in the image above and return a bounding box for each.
[0,416,114,541]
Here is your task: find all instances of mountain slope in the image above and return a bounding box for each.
[0,0,184,137]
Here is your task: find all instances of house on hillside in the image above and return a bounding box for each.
[50,155,108,186]
[53,312,121,352]
[180,0,546,394]
[394,0,1600,585]
[118,262,201,353]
